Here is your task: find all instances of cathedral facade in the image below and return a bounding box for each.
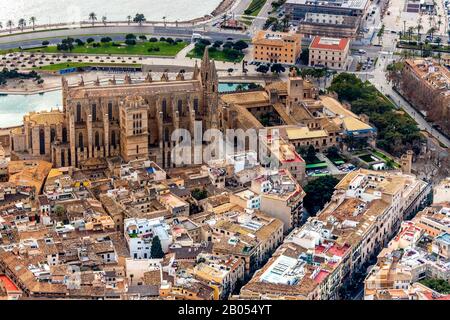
[11,50,219,169]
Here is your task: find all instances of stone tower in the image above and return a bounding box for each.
[401,150,414,174]
[286,69,304,115]
[200,48,219,130]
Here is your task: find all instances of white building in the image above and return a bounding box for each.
[124,218,173,260]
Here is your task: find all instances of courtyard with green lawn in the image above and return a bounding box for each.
[24,40,187,57]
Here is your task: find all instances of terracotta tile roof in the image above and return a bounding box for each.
[310,37,350,51]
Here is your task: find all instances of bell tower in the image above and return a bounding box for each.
[200,48,219,129]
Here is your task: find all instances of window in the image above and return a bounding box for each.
[95,131,100,149]
[108,102,113,121]
[193,98,199,113]
[92,104,97,121]
[76,103,82,122]
[177,99,182,115]
[39,129,45,155]
[78,132,84,149]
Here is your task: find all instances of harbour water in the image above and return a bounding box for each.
[0,91,62,128]
[0,83,253,128]
[0,0,221,25]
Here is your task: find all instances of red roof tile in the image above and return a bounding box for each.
[310,37,350,51]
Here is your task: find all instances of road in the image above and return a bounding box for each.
[0,25,251,50]
[368,47,450,149]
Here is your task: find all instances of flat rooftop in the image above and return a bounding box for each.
[286,0,370,10]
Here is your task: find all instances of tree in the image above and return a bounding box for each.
[54,205,65,218]
[419,278,450,294]
[6,20,13,33]
[86,37,95,44]
[326,146,340,159]
[139,35,147,41]
[270,63,285,74]
[133,13,146,26]
[18,18,26,32]
[149,37,158,42]
[101,16,107,26]
[213,40,223,48]
[256,64,269,75]
[127,15,132,25]
[29,17,37,30]
[88,12,97,26]
[125,33,136,40]
[227,68,234,75]
[100,37,112,43]
[303,176,340,215]
[151,236,164,258]
[233,40,249,51]
[125,39,136,45]
[42,40,50,46]
[305,145,316,162]
[75,39,84,46]
[299,48,309,65]
[191,188,207,201]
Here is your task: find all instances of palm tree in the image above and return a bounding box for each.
[435,37,442,47]
[29,16,37,30]
[416,22,422,41]
[102,16,107,26]
[127,15,132,25]
[0,22,3,30]
[427,27,436,41]
[133,13,146,26]
[88,12,97,26]
[18,18,26,32]
[6,20,13,33]
[407,26,415,41]
[162,16,166,27]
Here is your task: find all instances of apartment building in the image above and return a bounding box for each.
[252,31,303,64]
[240,169,429,299]
[364,203,450,300]
[309,36,350,70]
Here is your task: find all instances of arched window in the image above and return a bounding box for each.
[61,150,65,167]
[76,103,82,122]
[108,102,113,121]
[177,99,182,115]
[50,128,56,143]
[39,129,45,155]
[193,98,199,113]
[78,132,84,149]
[164,127,170,142]
[111,131,116,148]
[62,128,67,143]
[92,104,97,121]
[162,99,167,119]
[95,132,100,149]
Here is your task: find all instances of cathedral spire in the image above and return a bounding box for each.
[145,72,153,83]
[124,74,132,84]
[202,46,210,67]
[192,60,200,80]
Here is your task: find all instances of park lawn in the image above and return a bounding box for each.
[25,41,187,56]
[187,49,244,63]
[245,0,267,16]
[372,150,401,168]
[34,62,141,71]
